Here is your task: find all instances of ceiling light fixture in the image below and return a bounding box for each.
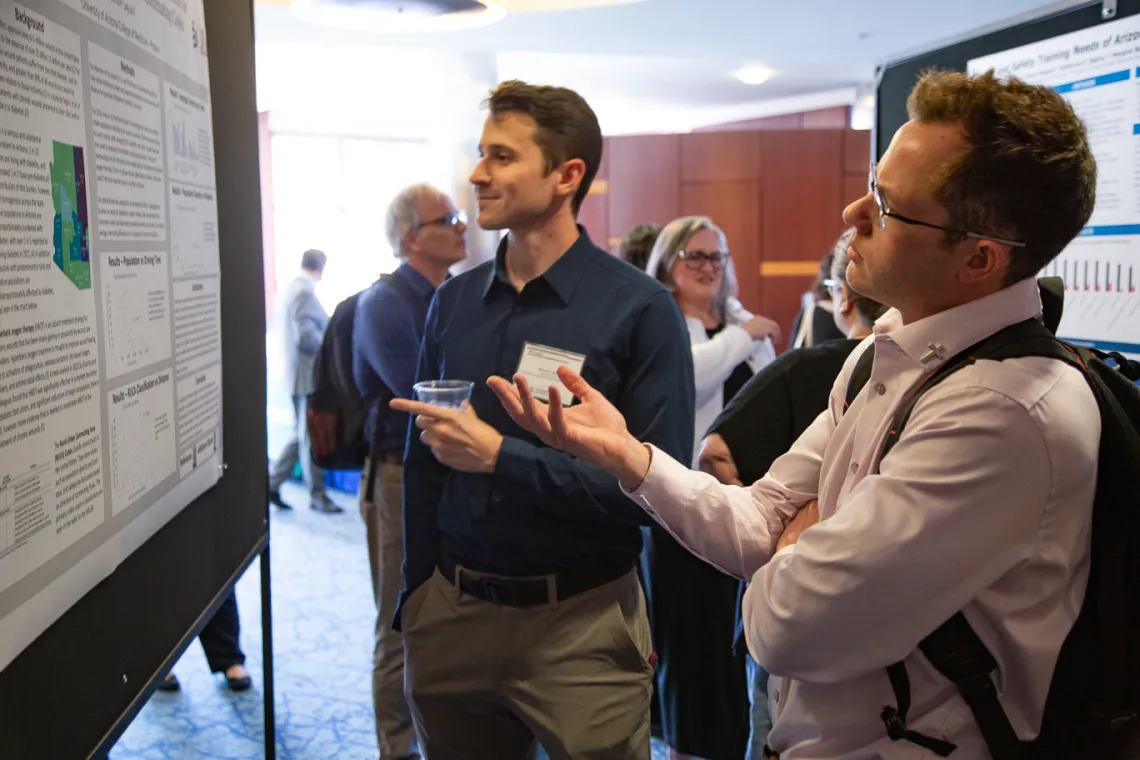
[291,0,508,33]
[734,64,774,86]
[501,0,648,9]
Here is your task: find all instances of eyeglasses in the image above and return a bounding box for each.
[418,210,467,230]
[678,250,730,270]
[868,163,1026,248]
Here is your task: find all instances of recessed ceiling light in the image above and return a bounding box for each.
[734,64,774,86]
[291,0,508,33]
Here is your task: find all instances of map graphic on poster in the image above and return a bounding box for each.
[50,141,90,290]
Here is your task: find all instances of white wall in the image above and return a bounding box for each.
[257,43,503,309]
[253,42,864,309]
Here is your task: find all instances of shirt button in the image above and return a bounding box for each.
[874,382,887,395]
[850,462,859,473]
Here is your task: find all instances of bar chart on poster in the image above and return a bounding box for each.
[969,13,1140,355]
[165,83,214,188]
[0,0,224,671]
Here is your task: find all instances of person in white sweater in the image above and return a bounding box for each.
[641,215,780,760]
[645,216,780,467]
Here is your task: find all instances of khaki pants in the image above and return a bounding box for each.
[402,565,654,760]
[360,456,417,759]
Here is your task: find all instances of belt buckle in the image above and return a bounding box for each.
[481,578,518,606]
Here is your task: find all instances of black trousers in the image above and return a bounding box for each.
[642,527,749,759]
[199,591,246,673]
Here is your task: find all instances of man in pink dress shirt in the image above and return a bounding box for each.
[488,69,1100,759]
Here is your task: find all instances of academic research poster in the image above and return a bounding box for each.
[970,14,1140,356]
[0,0,223,670]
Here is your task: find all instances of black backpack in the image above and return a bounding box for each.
[843,277,1140,759]
[306,279,392,473]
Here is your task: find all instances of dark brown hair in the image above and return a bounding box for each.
[487,80,603,216]
[619,224,662,270]
[907,69,1096,285]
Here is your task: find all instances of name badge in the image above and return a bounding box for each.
[516,342,586,406]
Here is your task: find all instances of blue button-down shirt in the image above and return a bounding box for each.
[352,263,437,453]
[399,229,695,621]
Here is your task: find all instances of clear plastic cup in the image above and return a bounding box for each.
[413,380,474,409]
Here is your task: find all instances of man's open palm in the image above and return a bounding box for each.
[487,366,634,473]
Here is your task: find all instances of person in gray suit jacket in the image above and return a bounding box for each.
[268,248,341,513]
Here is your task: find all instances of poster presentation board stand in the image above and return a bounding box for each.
[0,0,272,756]
[876,0,1140,357]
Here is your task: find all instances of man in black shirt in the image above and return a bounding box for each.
[391,81,694,759]
[699,233,885,759]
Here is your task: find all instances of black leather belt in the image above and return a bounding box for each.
[438,552,633,608]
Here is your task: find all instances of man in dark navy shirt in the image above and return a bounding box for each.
[391,81,694,758]
[353,183,466,760]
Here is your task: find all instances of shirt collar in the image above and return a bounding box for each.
[482,225,597,305]
[395,262,438,301]
[872,277,1043,369]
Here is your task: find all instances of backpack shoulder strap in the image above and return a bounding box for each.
[916,614,1029,760]
[878,319,1076,760]
[881,660,958,756]
[878,319,1070,461]
[844,344,875,414]
[841,281,1064,420]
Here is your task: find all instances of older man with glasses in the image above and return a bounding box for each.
[352,183,468,760]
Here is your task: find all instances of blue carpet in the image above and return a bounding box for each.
[110,480,671,759]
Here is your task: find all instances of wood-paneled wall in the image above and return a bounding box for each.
[579,128,871,352]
